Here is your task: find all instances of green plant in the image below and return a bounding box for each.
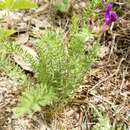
[0,0,37,10]
[0,42,29,82]
[15,15,99,116]
[90,105,128,130]
[83,0,103,21]
[93,111,111,130]
[0,28,16,41]
[54,0,71,12]
[93,112,128,130]
[15,84,57,116]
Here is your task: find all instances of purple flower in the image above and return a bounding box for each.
[105,3,118,25]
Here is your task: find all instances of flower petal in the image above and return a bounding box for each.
[101,24,109,32]
[105,12,111,25]
[111,11,118,22]
[106,3,113,12]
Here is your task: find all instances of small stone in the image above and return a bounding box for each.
[73,4,79,10]
[79,2,86,8]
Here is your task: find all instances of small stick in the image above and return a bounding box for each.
[88,58,124,92]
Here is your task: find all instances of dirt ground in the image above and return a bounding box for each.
[0,0,130,130]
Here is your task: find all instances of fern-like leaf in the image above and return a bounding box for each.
[15,84,57,117]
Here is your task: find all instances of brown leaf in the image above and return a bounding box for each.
[98,45,109,58]
[34,3,49,15]
[13,55,34,73]
[16,33,29,44]
[31,17,51,29]
[20,45,38,60]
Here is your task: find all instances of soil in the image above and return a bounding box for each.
[0,0,130,130]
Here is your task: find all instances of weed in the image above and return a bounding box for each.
[90,105,128,130]
[54,0,71,13]
[0,28,16,41]
[83,0,103,21]
[15,15,100,116]
[0,42,29,82]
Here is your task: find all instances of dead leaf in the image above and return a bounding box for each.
[13,55,34,73]
[34,3,49,15]
[28,37,39,45]
[5,12,23,28]
[98,45,109,58]
[31,27,43,38]
[17,22,28,32]
[20,45,38,60]
[31,17,51,29]
[16,33,29,44]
